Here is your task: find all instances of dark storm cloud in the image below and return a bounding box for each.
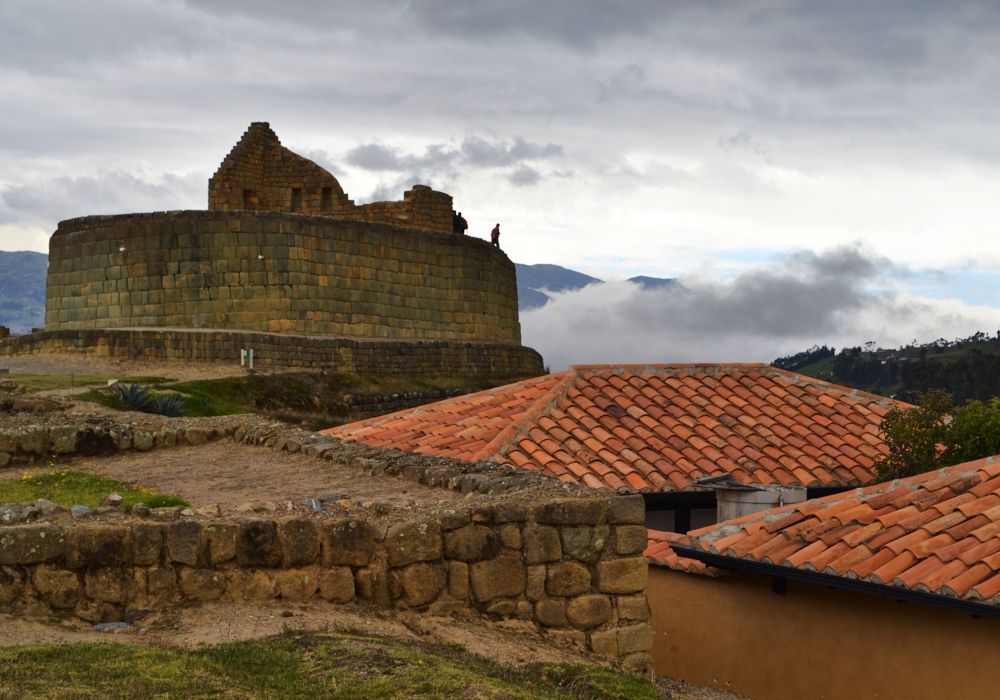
[346,136,562,172]
[519,246,997,369]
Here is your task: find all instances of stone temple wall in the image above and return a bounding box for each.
[43,210,522,343]
[208,122,454,233]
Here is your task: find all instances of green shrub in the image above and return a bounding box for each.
[114,382,155,412]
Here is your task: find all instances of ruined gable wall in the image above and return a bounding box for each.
[208,123,455,234]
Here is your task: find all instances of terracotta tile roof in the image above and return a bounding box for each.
[645,530,717,575]
[685,456,1000,605]
[323,364,901,493]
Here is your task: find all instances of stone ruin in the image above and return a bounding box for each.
[208,122,454,233]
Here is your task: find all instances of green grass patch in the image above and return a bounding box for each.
[0,468,188,509]
[75,371,541,427]
[0,631,662,700]
[11,374,169,392]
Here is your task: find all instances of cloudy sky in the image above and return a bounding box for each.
[2,1,999,366]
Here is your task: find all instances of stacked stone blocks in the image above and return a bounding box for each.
[208,122,454,234]
[44,211,521,344]
[0,496,653,671]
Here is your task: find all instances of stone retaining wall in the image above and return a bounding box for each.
[0,497,653,671]
[45,210,521,343]
[0,329,543,377]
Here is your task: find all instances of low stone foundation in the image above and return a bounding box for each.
[0,496,653,671]
[0,328,544,377]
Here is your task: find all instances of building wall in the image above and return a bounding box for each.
[208,122,454,233]
[0,328,544,377]
[647,567,1000,700]
[44,211,522,343]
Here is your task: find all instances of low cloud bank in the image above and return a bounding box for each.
[521,246,1000,370]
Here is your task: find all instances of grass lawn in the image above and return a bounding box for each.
[0,631,662,699]
[11,374,169,392]
[0,468,188,509]
[76,371,540,427]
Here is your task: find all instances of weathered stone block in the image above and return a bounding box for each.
[566,594,612,630]
[546,561,591,597]
[275,568,319,601]
[614,525,649,555]
[398,562,447,607]
[85,568,129,603]
[244,570,280,600]
[522,523,561,565]
[535,598,567,627]
[49,426,78,453]
[147,567,176,599]
[67,525,131,568]
[560,525,609,563]
[443,524,500,562]
[178,568,226,600]
[0,524,64,565]
[166,520,200,566]
[318,567,355,603]
[546,628,587,649]
[75,599,120,624]
[617,623,655,653]
[469,554,526,603]
[498,524,521,550]
[596,558,648,594]
[201,521,239,565]
[525,564,546,602]
[588,628,619,658]
[237,520,282,568]
[617,594,651,621]
[130,522,165,566]
[448,560,469,599]
[278,517,319,568]
[384,521,442,567]
[321,519,375,567]
[534,499,606,526]
[32,565,80,608]
[621,652,654,675]
[606,495,645,525]
[185,428,209,445]
[132,431,154,451]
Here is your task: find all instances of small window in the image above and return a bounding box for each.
[321,186,333,211]
[291,188,303,212]
[243,189,255,210]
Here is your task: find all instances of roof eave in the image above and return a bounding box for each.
[670,544,1000,621]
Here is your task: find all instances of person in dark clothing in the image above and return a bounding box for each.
[490,223,501,249]
[460,214,468,235]
[453,211,463,234]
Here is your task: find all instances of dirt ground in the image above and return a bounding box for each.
[2,440,492,513]
[0,353,264,383]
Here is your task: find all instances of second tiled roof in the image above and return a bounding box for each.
[324,364,899,493]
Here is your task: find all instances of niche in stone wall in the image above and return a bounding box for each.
[291,188,303,212]
[321,186,333,212]
[243,189,256,210]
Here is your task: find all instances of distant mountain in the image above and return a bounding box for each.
[514,264,601,311]
[514,263,680,311]
[0,251,47,333]
[626,275,681,291]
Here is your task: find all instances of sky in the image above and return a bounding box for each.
[2,1,999,367]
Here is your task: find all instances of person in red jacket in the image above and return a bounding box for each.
[490,223,501,249]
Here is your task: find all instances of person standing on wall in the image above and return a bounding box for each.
[460,213,469,235]
[491,223,501,249]
[453,211,463,234]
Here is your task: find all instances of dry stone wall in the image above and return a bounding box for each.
[43,210,522,344]
[0,495,653,671]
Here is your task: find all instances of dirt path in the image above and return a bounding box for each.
[3,440,479,512]
[0,353,264,383]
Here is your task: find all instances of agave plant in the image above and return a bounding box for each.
[155,393,189,417]
[114,383,155,412]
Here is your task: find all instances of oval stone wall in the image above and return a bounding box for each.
[44,211,522,344]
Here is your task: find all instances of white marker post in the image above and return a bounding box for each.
[241,349,254,370]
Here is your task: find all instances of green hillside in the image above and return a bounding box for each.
[783,333,1000,403]
[0,250,47,333]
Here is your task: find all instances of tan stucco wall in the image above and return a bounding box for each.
[648,566,1000,700]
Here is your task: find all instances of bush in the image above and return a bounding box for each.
[154,393,189,417]
[114,383,155,412]
[875,389,1000,481]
